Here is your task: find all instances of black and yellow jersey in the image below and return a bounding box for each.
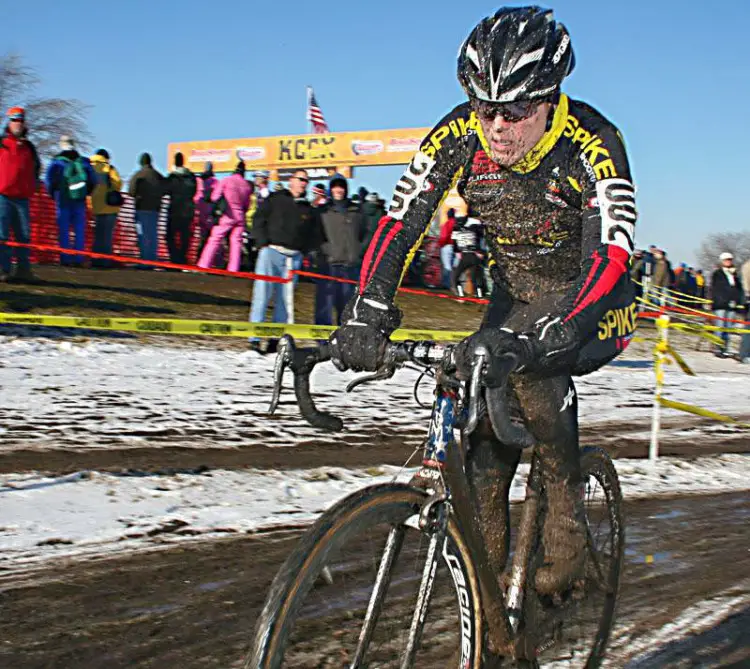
[359,94,637,357]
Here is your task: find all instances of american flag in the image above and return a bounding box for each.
[306,86,329,134]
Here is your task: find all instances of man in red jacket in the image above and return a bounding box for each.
[0,107,40,282]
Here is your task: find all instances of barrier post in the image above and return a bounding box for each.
[650,315,670,461]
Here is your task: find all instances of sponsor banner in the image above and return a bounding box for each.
[169,127,431,172]
[275,166,344,181]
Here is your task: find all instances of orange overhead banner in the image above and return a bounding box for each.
[167,127,432,172]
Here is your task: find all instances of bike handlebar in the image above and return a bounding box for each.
[268,335,535,449]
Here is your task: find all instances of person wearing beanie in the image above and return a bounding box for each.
[163,151,197,265]
[194,161,218,252]
[128,152,165,264]
[197,161,252,273]
[0,106,40,282]
[311,182,327,208]
[89,147,123,267]
[45,134,97,267]
[315,173,365,326]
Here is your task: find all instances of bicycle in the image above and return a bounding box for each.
[248,335,624,668]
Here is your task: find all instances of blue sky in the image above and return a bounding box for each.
[5,0,750,265]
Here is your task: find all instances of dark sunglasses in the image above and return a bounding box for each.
[294,176,309,183]
[471,98,544,123]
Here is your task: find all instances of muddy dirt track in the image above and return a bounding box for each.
[1,416,748,477]
[1,491,748,669]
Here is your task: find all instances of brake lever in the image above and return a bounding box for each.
[345,365,396,393]
[268,335,294,414]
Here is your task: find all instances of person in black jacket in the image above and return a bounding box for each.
[248,169,324,350]
[711,252,744,357]
[128,153,165,263]
[315,174,366,325]
[163,152,196,265]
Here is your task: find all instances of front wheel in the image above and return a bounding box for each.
[247,483,484,668]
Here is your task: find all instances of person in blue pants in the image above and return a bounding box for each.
[45,136,96,266]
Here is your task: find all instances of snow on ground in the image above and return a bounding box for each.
[0,337,748,452]
[1,454,749,571]
[610,578,750,667]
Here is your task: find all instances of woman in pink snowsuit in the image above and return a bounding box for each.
[197,162,252,272]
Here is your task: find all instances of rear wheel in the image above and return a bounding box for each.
[524,446,625,667]
[248,483,484,668]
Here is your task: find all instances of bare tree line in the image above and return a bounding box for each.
[696,232,750,272]
[0,52,93,160]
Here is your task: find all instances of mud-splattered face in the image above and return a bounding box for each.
[474,100,552,167]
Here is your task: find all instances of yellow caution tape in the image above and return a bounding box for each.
[0,313,472,342]
[657,396,750,428]
[632,279,712,305]
[664,343,695,376]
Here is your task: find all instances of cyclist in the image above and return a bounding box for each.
[451,209,488,298]
[330,6,637,596]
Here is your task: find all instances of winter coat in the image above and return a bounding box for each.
[212,173,251,226]
[652,257,671,288]
[741,261,750,306]
[45,150,97,206]
[194,174,217,207]
[629,255,645,282]
[319,200,365,266]
[438,216,456,247]
[128,165,165,212]
[0,128,39,200]
[252,189,324,254]
[711,267,743,310]
[695,273,706,299]
[89,154,123,215]
[164,167,197,219]
[361,200,385,257]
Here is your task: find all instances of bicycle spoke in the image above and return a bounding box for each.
[400,528,445,668]
[351,526,406,667]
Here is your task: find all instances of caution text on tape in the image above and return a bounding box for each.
[0,313,473,342]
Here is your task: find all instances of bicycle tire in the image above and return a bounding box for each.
[247,483,485,669]
[524,446,624,668]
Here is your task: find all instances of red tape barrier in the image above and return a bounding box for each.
[2,240,493,304]
[292,270,492,304]
[1,241,288,283]
[9,235,744,321]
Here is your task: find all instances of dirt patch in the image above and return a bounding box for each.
[0,492,747,668]
[0,265,486,337]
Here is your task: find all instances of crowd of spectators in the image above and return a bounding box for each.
[0,105,748,360]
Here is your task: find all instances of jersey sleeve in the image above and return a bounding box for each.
[527,118,638,368]
[359,104,475,302]
[557,119,637,339]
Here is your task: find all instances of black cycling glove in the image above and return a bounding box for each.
[329,294,402,372]
[455,316,580,384]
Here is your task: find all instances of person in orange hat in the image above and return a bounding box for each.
[0,107,40,282]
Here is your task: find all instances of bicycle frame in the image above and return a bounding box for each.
[268,335,544,662]
[408,378,544,660]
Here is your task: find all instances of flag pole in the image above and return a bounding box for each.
[306,85,312,134]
